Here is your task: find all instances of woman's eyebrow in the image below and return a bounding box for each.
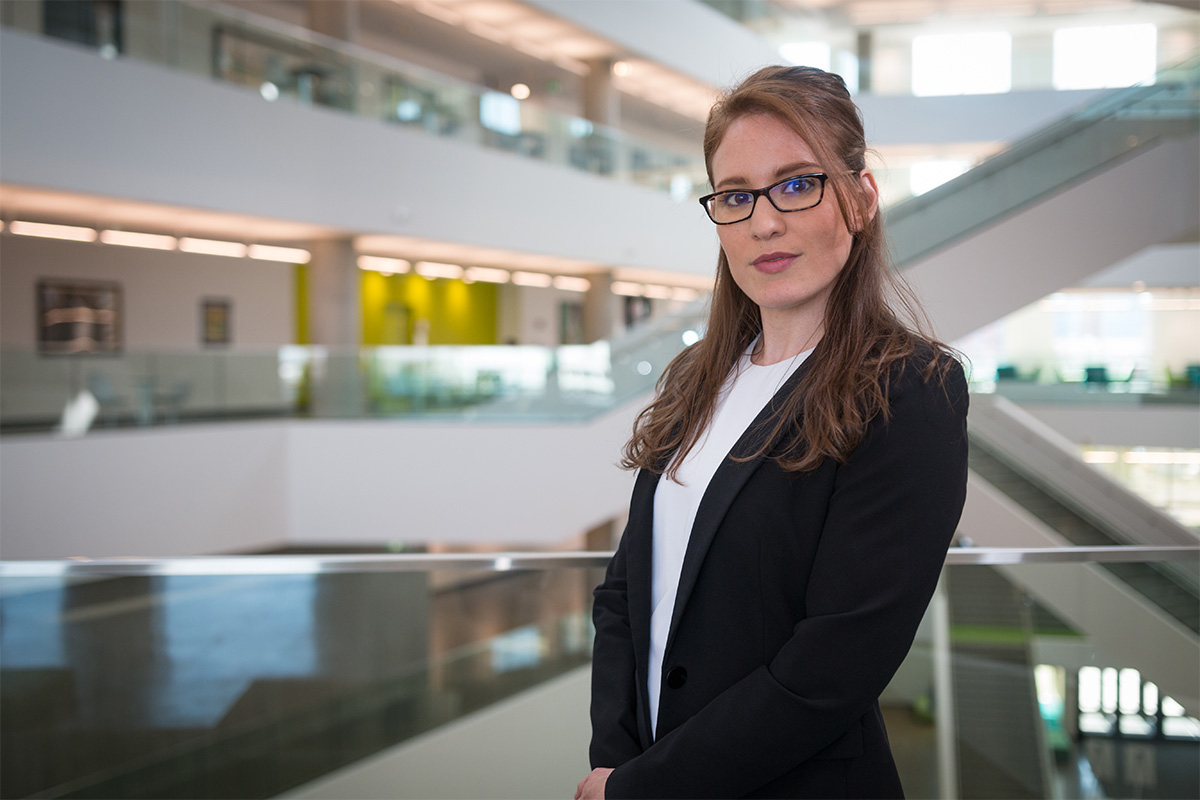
[715,162,821,190]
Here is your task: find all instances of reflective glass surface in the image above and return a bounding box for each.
[1,550,1195,799]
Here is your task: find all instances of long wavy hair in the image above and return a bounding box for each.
[622,65,954,480]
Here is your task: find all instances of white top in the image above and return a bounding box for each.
[648,341,810,738]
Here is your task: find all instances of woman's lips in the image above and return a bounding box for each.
[752,252,797,274]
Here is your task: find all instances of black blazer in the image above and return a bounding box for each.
[590,354,969,799]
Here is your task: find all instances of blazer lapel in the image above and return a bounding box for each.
[625,466,659,746]
[664,360,811,655]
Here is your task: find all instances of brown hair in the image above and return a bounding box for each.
[622,65,955,480]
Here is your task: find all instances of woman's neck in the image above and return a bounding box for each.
[753,313,824,366]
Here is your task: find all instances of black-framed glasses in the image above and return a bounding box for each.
[698,173,829,224]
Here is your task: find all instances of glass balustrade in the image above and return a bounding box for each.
[2,1,708,200]
[1,547,1195,799]
[0,303,708,432]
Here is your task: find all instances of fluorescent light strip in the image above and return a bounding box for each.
[553,276,591,293]
[413,0,462,26]
[248,244,311,263]
[10,220,97,242]
[1123,451,1200,465]
[358,255,411,274]
[611,281,643,297]
[464,266,510,284]
[415,260,464,280]
[1082,451,1119,464]
[671,288,701,302]
[642,284,674,300]
[511,271,553,288]
[179,237,247,258]
[99,229,177,250]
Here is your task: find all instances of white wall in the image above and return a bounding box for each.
[286,404,639,548]
[858,88,1107,146]
[0,397,642,558]
[0,423,291,559]
[0,29,718,280]
[0,233,295,350]
[524,0,781,90]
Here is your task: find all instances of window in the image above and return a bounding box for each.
[912,32,1012,96]
[480,91,521,136]
[779,42,831,71]
[1053,24,1157,90]
[909,159,970,196]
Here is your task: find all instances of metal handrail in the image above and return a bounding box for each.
[1,545,1196,577]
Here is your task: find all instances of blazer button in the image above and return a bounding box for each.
[666,666,687,689]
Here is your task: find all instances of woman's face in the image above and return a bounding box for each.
[709,113,876,336]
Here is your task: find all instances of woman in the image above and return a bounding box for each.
[576,66,968,799]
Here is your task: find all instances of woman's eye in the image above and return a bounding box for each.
[719,192,754,208]
[781,177,817,195]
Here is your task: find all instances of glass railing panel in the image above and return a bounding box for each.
[0,554,607,800]
[949,557,1198,800]
[0,300,709,431]
[8,1,706,199]
[1,548,1194,800]
[879,551,1199,800]
[886,55,1200,268]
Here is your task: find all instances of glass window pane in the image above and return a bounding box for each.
[1102,667,1119,713]
[912,32,1012,96]
[910,159,970,196]
[1143,682,1159,716]
[779,42,831,71]
[1079,666,1102,713]
[1053,24,1157,90]
[1119,668,1141,715]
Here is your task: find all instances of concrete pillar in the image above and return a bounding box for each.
[583,58,620,128]
[307,237,363,416]
[307,0,360,43]
[856,31,873,94]
[305,0,360,110]
[583,58,625,177]
[0,0,42,35]
[309,238,360,346]
[582,270,618,344]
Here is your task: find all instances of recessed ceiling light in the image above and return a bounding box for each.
[10,220,97,242]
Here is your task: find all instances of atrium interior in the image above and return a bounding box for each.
[0,1,1197,798]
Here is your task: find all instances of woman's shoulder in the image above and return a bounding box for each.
[886,340,968,417]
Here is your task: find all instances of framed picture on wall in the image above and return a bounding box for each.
[37,279,123,354]
[202,298,231,346]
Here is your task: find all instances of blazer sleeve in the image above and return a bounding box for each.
[589,512,645,768]
[605,360,970,799]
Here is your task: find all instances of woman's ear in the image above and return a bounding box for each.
[850,169,880,233]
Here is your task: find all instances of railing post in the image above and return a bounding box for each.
[932,571,959,799]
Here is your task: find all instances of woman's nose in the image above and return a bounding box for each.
[748,197,785,240]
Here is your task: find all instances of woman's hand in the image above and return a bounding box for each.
[574,767,613,800]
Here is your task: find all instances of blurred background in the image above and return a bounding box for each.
[0,1,1197,798]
